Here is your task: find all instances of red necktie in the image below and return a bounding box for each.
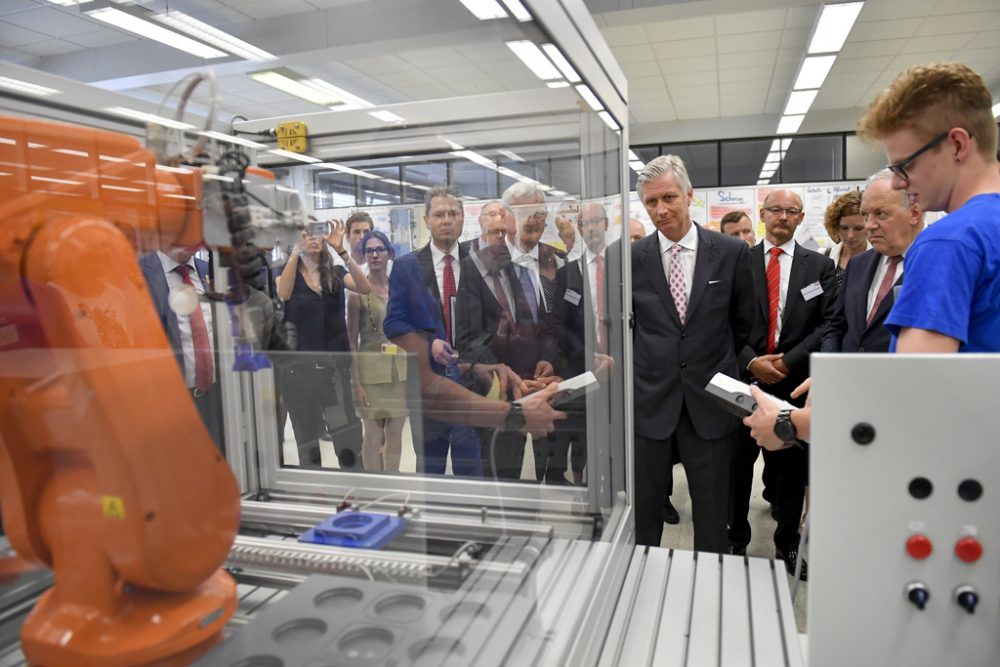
[594,254,606,353]
[175,264,214,392]
[766,246,782,354]
[867,255,902,327]
[442,254,456,344]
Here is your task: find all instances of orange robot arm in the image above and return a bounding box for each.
[0,117,239,665]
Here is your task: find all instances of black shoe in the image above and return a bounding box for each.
[729,544,747,556]
[663,498,680,525]
[776,547,808,581]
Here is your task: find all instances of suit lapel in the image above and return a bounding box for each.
[750,243,767,322]
[685,225,716,323]
[858,252,880,332]
[643,234,682,327]
[782,243,808,327]
[417,245,443,318]
[865,255,903,331]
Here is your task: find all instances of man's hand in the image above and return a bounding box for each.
[791,377,811,405]
[749,353,787,384]
[534,360,555,379]
[743,385,795,451]
[474,362,524,400]
[773,357,789,375]
[517,382,567,437]
[593,353,615,382]
[431,338,458,366]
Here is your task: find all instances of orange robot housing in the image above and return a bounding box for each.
[0,117,240,665]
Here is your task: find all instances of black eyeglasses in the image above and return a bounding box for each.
[365,246,389,256]
[886,131,950,182]
[763,206,802,217]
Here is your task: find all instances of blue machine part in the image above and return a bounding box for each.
[299,511,407,550]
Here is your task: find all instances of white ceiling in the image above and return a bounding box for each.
[0,0,998,147]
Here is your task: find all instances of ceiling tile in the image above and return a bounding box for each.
[345,55,411,75]
[676,104,718,120]
[849,18,924,42]
[1,6,99,38]
[376,69,439,89]
[0,20,47,47]
[832,55,893,74]
[954,46,1000,66]
[613,43,657,63]
[658,55,718,74]
[899,33,973,55]
[665,70,718,87]
[400,47,464,69]
[449,79,503,95]
[13,38,81,57]
[775,48,800,66]
[630,89,671,103]
[887,50,970,70]
[719,51,775,69]
[232,0,315,20]
[716,80,766,95]
[714,8,787,35]
[841,38,908,58]
[718,66,774,84]
[824,71,881,89]
[64,29,136,49]
[630,75,667,92]
[643,16,716,42]
[963,30,1000,50]
[650,37,716,60]
[0,1,41,17]
[600,25,650,47]
[783,5,819,30]
[717,31,781,54]
[915,12,999,36]
[858,0,939,21]
[621,61,662,78]
[425,64,486,83]
[667,84,718,101]
[813,84,868,110]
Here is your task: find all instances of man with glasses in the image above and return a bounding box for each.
[822,170,925,354]
[461,200,505,255]
[730,189,836,578]
[856,62,1000,353]
[501,183,565,313]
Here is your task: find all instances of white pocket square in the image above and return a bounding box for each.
[708,279,722,285]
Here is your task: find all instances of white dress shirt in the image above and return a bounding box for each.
[866,251,906,319]
[429,242,461,303]
[157,251,215,388]
[761,237,796,344]
[509,240,545,308]
[658,224,698,303]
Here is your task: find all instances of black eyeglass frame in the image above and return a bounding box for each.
[886,131,952,182]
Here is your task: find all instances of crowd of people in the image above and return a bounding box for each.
[143,62,999,574]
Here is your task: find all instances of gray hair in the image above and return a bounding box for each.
[636,155,692,196]
[865,168,911,206]
[424,184,462,217]
[501,182,546,208]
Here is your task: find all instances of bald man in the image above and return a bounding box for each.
[628,219,646,243]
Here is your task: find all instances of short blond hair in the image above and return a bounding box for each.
[823,191,862,238]
[857,62,997,160]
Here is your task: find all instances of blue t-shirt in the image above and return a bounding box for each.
[886,193,1000,351]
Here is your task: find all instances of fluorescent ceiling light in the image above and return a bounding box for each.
[501,0,532,21]
[598,111,620,131]
[458,0,507,20]
[794,55,836,90]
[757,179,770,185]
[86,7,227,59]
[808,2,864,55]
[784,89,818,116]
[268,149,321,163]
[764,160,780,168]
[43,0,88,5]
[506,41,561,80]
[368,110,405,123]
[105,106,196,130]
[767,151,781,162]
[250,71,331,105]
[628,150,640,161]
[628,160,644,172]
[542,44,581,83]
[318,162,382,180]
[443,139,465,151]
[498,150,525,162]
[546,81,570,89]
[155,10,276,61]
[0,76,59,97]
[304,78,372,108]
[782,138,793,150]
[452,150,497,169]
[777,115,805,134]
[760,169,776,178]
[992,101,1000,118]
[198,131,267,148]
[575,84,603,111]
[770,140,781,152]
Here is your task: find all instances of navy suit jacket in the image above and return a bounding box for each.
[138,252,210,379]
[737,241,838,401]
[821,249,900,353]
[631,226,755,441]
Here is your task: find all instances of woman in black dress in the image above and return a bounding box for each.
[276,219,371,470]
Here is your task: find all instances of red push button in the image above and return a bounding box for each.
[906,534,933,560]
[955,537,983,563]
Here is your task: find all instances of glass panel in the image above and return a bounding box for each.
[721,138,772,186]
[314,170,357,209]
[845,133,887,180]
[661,142,719,188]
[778,135,843,183]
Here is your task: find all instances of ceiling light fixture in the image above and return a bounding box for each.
[777,115,805,134]
[574,84,603,111]
[794,55,837,90]
[318,163,383,180]
[783,89,818,116]
[541,44,581,83]
[198,131,267,148]
[628,160,644,172]
[155,10,276,61]
[0,76,59,97]
[498,150,525,162]
[105,106,196,130]
[251,71,331,104]
[304,78,372,108]
[598,111,620,131]
[808,2,865,54]
[546,81,570,89]
[500,0,532,21]
[458,0,507,20]
[86,7,227,59]
[506,41,562,80]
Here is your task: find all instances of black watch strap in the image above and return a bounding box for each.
[503,403,525,432]
[774,409,798,443]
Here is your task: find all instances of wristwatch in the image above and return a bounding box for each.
[774,409,798,443]
[503,403,525,432]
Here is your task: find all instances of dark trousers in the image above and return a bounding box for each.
[192,383,224,455]
[282,361,362,471]
[421,419,483,477]
[729,426,806,551]
[635,408,735,553]
[479,428,527,480]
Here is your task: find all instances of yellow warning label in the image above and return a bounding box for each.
[102,496,125,520]
[277,135,308,153]
[276,121,307,139]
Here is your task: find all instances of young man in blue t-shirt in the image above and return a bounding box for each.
[856,62,1000,353]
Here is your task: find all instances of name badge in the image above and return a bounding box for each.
[801,281,823,301]
[564,289,582,306]
[380,343,398,355]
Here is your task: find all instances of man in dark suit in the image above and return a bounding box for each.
[502,183,565,313]
[139,245,224,451]
[459,200,504,256]
[822,170,925,353]
[730,189,837,578]
[632,156,755,553]
[455,211,558,479]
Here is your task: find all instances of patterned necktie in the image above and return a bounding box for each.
[518,268,538,322]
[766,246,783,354]
[175,264,214,392]
[442,254,456,343]
[668,243,687,324]
[867,255,902,327]
[594,254,606,353]
[491,271,516,334]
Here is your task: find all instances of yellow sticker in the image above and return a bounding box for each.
[380,343,398,355]
[101,496,125,520]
